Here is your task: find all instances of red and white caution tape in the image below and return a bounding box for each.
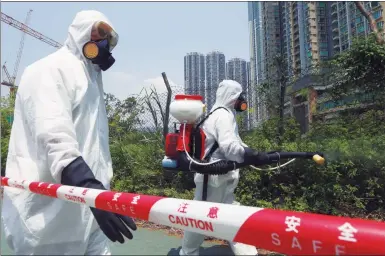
[2,176,385,255]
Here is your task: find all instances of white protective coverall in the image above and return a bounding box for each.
[1,11,117,255]
[180,80,258,256]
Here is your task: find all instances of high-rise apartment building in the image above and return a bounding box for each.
[262,2,283,81]
[206,51,226,111]
[249,2,334,124]
[248,2,289,126]
[331,1,385,54]
[282,1,385,77]
[281,2,293,77]
[288,2,333,77]
[288,2,384,132]
[248,1,384,131]
[284,1,384,77]
[184,52,205,98]
[278,2,295,119]
[226,58,248,91]
[248,2,266,126]
[226,58,249,128]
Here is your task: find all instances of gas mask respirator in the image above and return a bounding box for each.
[82,39,115,71]
[234,92,248,112]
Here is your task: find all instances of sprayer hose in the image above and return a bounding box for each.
[177,151,324,175]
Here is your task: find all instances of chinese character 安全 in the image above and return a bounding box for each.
[285,216,301,233]
[338,222,358,242]
[112,192,122,202]
[130,205,135,215]
[131,195,140,205]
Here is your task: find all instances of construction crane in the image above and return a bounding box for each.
[1,63,13,87]
[1,10,33,90]
[11,9,33,86]
[1,10,62,92]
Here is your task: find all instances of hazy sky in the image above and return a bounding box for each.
[1,1,250,99]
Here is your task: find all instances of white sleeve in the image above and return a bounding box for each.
[213,112,245,163]
[236,133,248,147]
[21,66,81,183]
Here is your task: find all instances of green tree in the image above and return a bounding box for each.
[256,55,289,146]
[104,93,143,139]
[325,35,385,104]
[1,94,15,170]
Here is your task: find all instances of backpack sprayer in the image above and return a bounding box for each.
[162,94,325,176]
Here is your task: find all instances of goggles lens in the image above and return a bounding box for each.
[92,21,119,51]
[238,92,246,101]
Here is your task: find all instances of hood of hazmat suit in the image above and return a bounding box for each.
[1,10,117,255]
[181,80,257,256]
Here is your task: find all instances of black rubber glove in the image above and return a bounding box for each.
[61,156,137,243]
[243,147,270,166]
[90,207,136,243]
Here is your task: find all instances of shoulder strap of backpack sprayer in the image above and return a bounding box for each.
[193,107,229,201]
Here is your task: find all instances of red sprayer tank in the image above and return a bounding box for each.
[163,94,206,168]
[165,133,179,159]
[170,95,205,153]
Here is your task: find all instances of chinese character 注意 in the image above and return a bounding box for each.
[178,203,189,213]
[338,222,358,242]
[207,207,219,219]
[285,216,301,233]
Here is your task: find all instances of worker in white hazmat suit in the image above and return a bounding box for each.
[1,10,137,255]
[180,80,269,256]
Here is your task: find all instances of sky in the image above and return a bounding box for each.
[1,1,250,100]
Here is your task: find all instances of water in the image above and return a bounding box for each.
[1,221,233,255]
